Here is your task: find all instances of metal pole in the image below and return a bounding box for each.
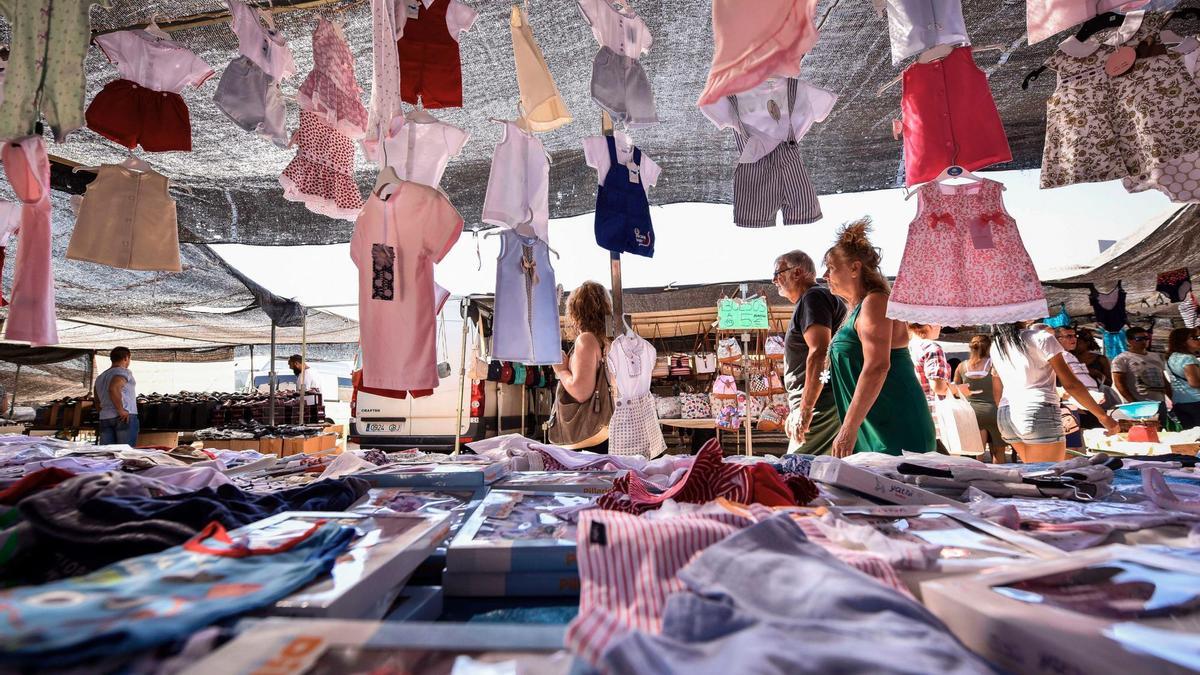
[269,323,277,426]
[300,312,308,425]
[8,364,20,418]
[453,299,470,456]
[248,344,255,393]
[742,332,754,457]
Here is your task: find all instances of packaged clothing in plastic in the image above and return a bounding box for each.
[67,165,182,272]
[0,521,353,667]
[351,183,463,392]
[901,47,1011,186]
[492,230,561,365]
[888,178,1047,325]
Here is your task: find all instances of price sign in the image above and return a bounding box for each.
[717,296,769,330]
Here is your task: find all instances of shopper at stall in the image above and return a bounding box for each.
[95,346,138,446]
[774,249,846,454]
[823,219,935,457]
[1111,327,1171,405]
[908,323,951,400]
[549,281,613,452]
[990,323,1119,463]
[952,335,1008,464]
[288,354,323,405]
[1073,326,1112,387]
[1166,327,1200,429]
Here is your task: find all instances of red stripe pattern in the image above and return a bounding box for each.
[595,437,750,514]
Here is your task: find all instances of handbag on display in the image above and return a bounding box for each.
[680,392,710,419]
[758,404,785,432]
[747,393,765,418]
[652,355,671,379]
[767,369,785,395]
[669,354,693,376]
[655,395,682,420]
[749,368,771,397]
[718,337,743,364]
[513,363,527,386]
[468,332,490,381]
[765,334,786,360]
[715,401,741,430]
[691,324,718,373]
[487,360,503,382]
[712,374,739,399]
[500,362,515,384]
[547,351,614,446]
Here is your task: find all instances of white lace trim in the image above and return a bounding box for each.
[886,298,1050,326]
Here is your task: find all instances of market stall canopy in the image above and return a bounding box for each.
[1044,205,1199,323]
[0,191,359,350]
[5,0,1157,246]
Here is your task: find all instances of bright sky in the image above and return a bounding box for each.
[213,169,1174,321]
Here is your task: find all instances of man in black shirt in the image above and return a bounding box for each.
[774,250,847,454]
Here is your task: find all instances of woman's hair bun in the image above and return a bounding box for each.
[834,218,882,268]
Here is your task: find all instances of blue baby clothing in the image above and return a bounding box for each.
[1103,328,1128,360]
[602,514,998,675]
[595,134,654,258]
[492,230,562,365]
[0,521,354,667]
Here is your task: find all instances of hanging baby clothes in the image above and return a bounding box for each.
[1157,267,1193,302]
[86,31,214,152]
[1104,328,1128,359]
[1090,282,1128,332]
[0,201,19,307]
[352,182,463,391]
[697,0,820,106]
[882,0,970,66]
[701,77,836,227]
[66,165,181,272]
[511,4,572,132]
[901,47,1011,186]
[298,18,368,139]
[579,0,657,128]
[1044,303,1071,328]
[397,0,478,108]
[2,136,56,346]
[492,230,561,366]
[888,179,1047,326]
[1040,13,1200,190]
[607,332,667,459]
[585,133,657,257]
[381,113,469,188]
[1123,33,1200,204]
[0,0,107,141]
[1025,0,1178,45]
[214,0,296,147]
[364,0,404,161]
[280,112,364,220]
[1180,292,1199,328]
[482,121,550,243]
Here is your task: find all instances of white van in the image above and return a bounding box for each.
[349,300,553,450]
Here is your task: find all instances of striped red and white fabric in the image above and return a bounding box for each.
[566,508,754,666]
[595,437,750,514]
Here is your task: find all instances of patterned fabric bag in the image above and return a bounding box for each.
[767,369,785,395]
[712,374,739,399]
[749,369,771,397]
[669,354,693,376]
[715,401,741,430]
[717,337,743,363]
[758,405,785,432]
[652,355,671,378]
[765,334,786,360]
[680,393,710,419]
[655,395,681,419]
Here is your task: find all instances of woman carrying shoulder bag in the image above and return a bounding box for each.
[549,281,614,451]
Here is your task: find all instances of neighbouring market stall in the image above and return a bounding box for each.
[1,0,1200,673]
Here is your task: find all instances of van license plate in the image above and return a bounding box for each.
[365,422,402,433]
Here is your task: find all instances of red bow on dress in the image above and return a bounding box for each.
[929,212,955,228]
[977,211,1005,226]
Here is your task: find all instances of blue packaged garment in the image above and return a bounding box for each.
[0,521,353,667]
[1103,328,1127,359]
[1044,303,1070,328]
[594,134,654,258]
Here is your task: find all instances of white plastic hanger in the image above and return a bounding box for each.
[144,14,171,39]
[481,226,561,259]
[904,165,986,200]
[119,150,152,173]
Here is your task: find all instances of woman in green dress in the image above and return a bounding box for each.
[821,219,935,457]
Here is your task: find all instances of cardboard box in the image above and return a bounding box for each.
[136,431,179,448]
[922,545,1200,675]
[280,433,337,457]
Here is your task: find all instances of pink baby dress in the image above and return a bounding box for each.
[280,111,364,221]
[298,18,367,139]
[2,136,57,346]
[887,179,1048,327]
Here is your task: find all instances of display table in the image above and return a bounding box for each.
[658,418,717,430]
